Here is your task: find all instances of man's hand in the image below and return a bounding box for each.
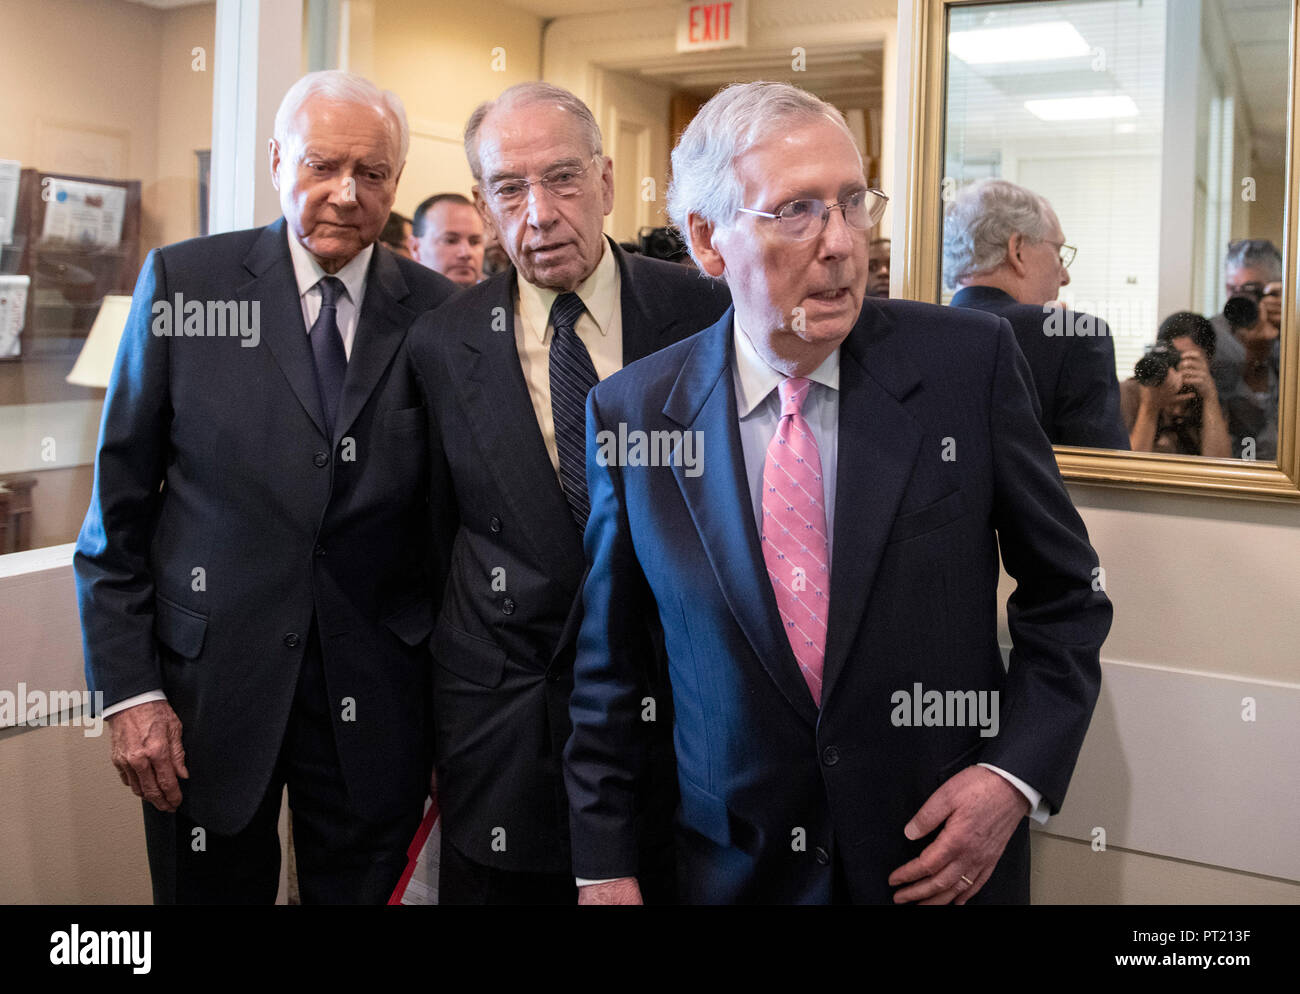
[888,765,1030,905]
[1138,366,1185,414]
[107,700,188,812]
[578,877,643,905]
[1176,350,1218,404]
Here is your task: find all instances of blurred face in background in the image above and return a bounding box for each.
[867,237,890,297]
[412,201,485,285]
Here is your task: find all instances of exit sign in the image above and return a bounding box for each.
[676,0,748,53]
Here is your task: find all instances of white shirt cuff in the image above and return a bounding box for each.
[978,762,1049,824]
[575,877,622,887]
[101,689,168,719]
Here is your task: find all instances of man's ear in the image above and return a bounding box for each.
[268,138,282,191]
[1006,232,1028,276]
[688,213,726,278]
[598,155,615,217]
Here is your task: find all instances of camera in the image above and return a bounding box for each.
[1223,294,1260,330]
[637,226,689,263]
[1134,342,1182,387]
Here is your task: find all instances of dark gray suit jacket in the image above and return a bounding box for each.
[75,218,457,834]
[406,240,730,876]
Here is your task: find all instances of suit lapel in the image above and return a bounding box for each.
[614,240,692,364]
[820,303,924,704]
[445,272,586,585]
[665,311,820,728]
[334,246,416,443]
[239,219,328,439]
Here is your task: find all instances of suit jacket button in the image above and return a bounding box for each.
[822,746,840,766]
[815,846,830,865]
[283,633,300,648]
[501,597,515,615]
[313,451,329,468]
[314,544,325,557]
[489,515,502,534]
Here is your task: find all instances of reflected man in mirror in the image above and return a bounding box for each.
[1211,238,1282,461]
[945,178,1129,450]
[1122,312,1230,457]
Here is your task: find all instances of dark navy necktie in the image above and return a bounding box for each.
[548,291,599,531]
[309,276,348,435]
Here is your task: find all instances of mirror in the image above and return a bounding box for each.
[899,0,1300,500]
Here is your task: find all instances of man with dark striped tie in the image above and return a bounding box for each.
[564,81,1111,904]
[405,82,729,904]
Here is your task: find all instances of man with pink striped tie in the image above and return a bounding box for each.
[564,81,1110,905]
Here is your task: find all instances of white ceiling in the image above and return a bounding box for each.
[945,0,1290,172]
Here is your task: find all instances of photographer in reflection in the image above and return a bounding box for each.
[1123,312,1230,457]
[1211,239,1282,460]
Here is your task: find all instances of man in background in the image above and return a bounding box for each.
[867,236,890,297]
[75,70,456,904]
[945,178,1128,449]
[1211,238,1281,460]
[380,211,413,258]
[406,81,729,904]
[410,192,485,286]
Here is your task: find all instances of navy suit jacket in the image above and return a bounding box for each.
[406,240,730,876]
[565,298,1111,904]
[74,219,457,835]
[951,285,1129,449]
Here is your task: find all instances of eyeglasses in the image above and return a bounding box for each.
[483,155,600,211]
[1226,280,1282,300]
[737,189,889,241]
[1045,241,1077,269]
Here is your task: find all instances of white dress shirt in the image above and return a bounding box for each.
[730,319,1048,824]
[514,239,623,477]
[101,234,374,720]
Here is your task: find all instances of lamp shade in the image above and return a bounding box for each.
[66,294,133,387]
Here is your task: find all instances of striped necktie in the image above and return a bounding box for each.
[548,291,599,531]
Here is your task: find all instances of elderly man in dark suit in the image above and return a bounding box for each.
[405,82,729,904]
[945,178,1129,450]
[74,70,456,904]
[564,82,1111,905]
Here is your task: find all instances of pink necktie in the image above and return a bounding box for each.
[760,376,829,704]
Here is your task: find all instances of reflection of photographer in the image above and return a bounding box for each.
[1122,312,1230,457]
[1211,239,1281,459]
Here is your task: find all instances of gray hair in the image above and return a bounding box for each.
[1224,238,1282,281]
[273,70,409,167]
[463,82,603,181]
[666,81,860,269]
[942,178,1054,290]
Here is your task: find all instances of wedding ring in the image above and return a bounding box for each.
[959,874,974,887]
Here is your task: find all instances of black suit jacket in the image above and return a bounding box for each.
[405,240,730,875]
[74,219,457,835]
[565,300,1111,903]
[951,285,1129,449]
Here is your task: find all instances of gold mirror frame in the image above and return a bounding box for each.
[900,0,1300,501]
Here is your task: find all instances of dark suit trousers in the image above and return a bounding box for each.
[439,839,578,905]
[142,622,422,904]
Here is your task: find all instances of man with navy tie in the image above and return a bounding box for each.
[405,82,729,903]
[75,70,456,903]
[564,81,1111,904]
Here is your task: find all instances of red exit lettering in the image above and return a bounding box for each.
[688,2,734,45]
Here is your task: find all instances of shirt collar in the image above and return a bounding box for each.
[286,229,373,306]
[732,317,840,418]
[517,237,618,343]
